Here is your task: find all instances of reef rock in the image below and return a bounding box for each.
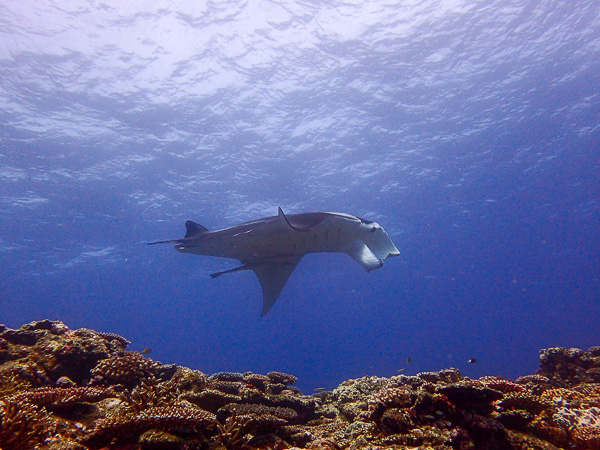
[1,320,600,449]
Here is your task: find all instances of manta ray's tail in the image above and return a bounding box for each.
[147,239,183,245]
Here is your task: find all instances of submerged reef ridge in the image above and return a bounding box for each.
[1,320,600,449]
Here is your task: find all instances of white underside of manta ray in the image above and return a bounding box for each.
[149,208,400,316]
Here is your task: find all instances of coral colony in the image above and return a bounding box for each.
[1,320,600,449]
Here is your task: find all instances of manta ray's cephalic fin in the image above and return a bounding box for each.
[343,240,384,272]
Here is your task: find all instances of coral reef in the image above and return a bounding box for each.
[1,320,600,449]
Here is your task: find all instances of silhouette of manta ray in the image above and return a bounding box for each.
[149,208,400,316]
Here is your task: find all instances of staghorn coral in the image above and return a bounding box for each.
[0,372,33,398]
[0,400,49,450]
[4,385,120,408]
[120,377,177,414]
[212,409,251,449]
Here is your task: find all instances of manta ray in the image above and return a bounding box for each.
[149,208,400,316]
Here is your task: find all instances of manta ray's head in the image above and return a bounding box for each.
[357,218,401,260]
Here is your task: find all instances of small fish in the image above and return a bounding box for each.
[397,368,406,374]
[141,348,152,355]
[467,358,477,364]
[407,357,412,365]
[313,387,326,392]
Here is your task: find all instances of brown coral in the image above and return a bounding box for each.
[120,377,176,414]
[84,405,216,447]
[438,381,503,406]
[90,351,162,387]
[3,320,600,450]
[498,391,552,415]
[572,424,600,449]
[0,400,49,450]
[4,385,119,408]
[268,370,298,385]
[480,376,527,394]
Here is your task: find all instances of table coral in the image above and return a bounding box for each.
[1,320,600,449]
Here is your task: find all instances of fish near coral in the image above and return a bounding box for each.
[149,208,400,315]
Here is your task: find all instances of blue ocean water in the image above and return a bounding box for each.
[1,0,599,393]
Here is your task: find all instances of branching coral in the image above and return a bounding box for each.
[182,388,243,412]
[83,404,216,447]
[90,351,162,387]
[480,376,527,394]
[498,391,552,415]
[4,385,120,408]
[0,372,33,399]
[213,409,251,449]
[515,374,550,385]
[4,320,600,450]
[438,381,503,406]
[571,424,600,449]
[206,379,244,395]
[243,373,270,391]
[120,377,176,414]
[267,371,298,385]
[208,371,245,382]
[0,400,49,450]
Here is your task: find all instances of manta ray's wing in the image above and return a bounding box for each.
[252,258,303,316]
[211,256,303,316]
